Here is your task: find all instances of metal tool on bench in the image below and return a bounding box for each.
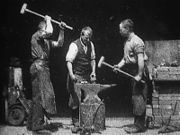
[20,3,73,30]
[98,56,145,83]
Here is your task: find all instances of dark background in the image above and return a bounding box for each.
[1,0,180,121]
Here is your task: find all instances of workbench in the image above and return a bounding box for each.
[145,40,180,128]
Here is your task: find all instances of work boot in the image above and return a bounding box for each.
[124,124,146,134]
[71,126,81,134]
[71,108,79,125]
[43,123,58,132]
[72,118,79,126]
[71,118,81,133]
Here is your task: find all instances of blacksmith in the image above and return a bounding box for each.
[27,15,65,131]
[114,19,150,133]
[66,26,96,133]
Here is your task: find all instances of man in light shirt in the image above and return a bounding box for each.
[66,26,96,133]
[114,19,149,133]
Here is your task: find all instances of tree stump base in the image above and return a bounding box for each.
[79,101,105,131]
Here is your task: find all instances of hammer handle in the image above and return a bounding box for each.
[103,61,145,83]
[26,8,44,18]
[25,9,73,30]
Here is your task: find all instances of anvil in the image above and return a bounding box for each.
[75,83,116,103]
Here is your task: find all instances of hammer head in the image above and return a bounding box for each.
[98,56,105,68]
[20,3,27,14]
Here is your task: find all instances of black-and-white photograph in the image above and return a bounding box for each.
[1,0,180,134]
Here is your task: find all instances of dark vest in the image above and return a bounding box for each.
[73,39,92,76]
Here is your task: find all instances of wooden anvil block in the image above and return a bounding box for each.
[80,101,106,131]
[75,83,115,131]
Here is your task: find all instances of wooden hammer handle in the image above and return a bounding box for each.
[25,8,73,30]
[103,61,145,83]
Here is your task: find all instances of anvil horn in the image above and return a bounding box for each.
[99,84,117,92]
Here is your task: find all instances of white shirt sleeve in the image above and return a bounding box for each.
[66,42,78,63]
[91,42,96,60]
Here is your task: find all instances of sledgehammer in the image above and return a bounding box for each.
[20,3,73,30]
[98,56,145,83]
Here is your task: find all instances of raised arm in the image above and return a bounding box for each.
[51,22,66,47]
[45,15,53,34]
[39,15,53,38]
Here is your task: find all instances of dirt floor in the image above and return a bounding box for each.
[1,117,180,135]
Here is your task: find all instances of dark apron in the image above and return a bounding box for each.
[27,59,56,131]
[125,63,149,116]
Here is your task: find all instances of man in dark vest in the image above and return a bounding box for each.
[66,26,96,133]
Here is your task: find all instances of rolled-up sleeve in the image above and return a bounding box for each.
[91,42,96,60]
[134,40,145,54]
[66,43,78,63]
